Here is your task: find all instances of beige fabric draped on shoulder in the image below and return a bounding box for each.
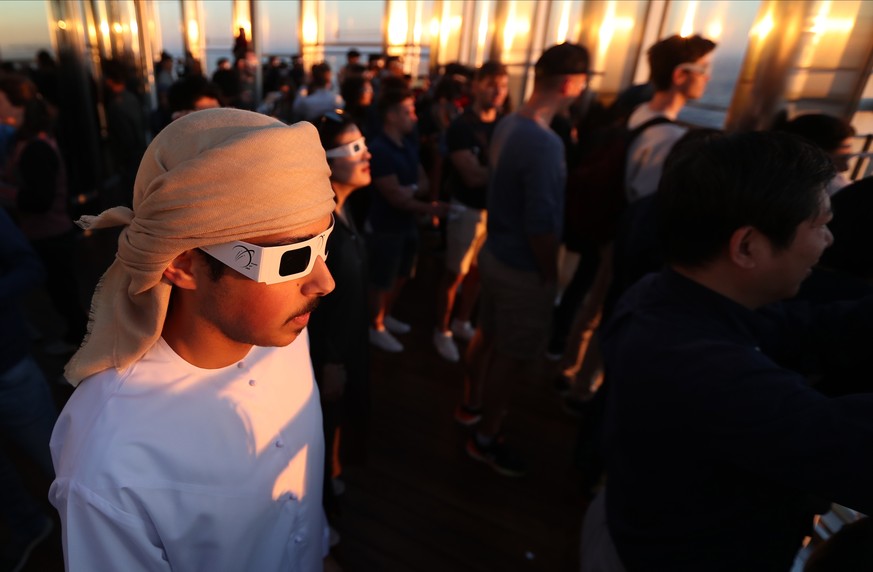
[64,108,336,385]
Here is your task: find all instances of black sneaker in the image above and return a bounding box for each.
[553,374,572,396]
[562,396,591,417]
[454,404,483,426]
[465,435,526,477]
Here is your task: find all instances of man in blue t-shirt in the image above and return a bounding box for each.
[366,88,448,353]
[458,43,590,477]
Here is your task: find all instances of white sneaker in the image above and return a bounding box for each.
[369,328,404,352]
[450,319,476,342]
[433,329,460,362]
[384,315,411,334]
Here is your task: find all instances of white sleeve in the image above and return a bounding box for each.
[51,480,170,572]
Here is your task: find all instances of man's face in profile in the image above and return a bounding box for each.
[757,191,834,301]
[676,53,712,101]
[194,214,336,349]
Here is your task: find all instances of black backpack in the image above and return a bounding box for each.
[564,116,674,247]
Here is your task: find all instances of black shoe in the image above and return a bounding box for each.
[562,395,591,417]
[553,374,572,396]
[466,435,526,477]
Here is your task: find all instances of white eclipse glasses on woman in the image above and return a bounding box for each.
[324,137,367,159]
[200,215,333,284]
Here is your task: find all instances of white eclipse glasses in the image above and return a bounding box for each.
[324,137,368,159]
[200,215,334,284]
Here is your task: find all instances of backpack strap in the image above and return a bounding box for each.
[627,115,676,142]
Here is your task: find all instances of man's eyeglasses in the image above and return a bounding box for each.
[677,62,712,75]
[201,215,334,284]
[324,136,368,158]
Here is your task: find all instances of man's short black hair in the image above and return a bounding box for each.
[657,131,835,268]
[167,76,222,113]
[311,62,332,89]
[315,109,357,163]
[475,60,508,82]
[534,43,589,88]
[102,59,127,84]
[347,48,361,59]
[779,113,856,154]
[648,34,716,91]
[377,86,413,121]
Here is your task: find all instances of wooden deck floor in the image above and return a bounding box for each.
[11,229,590,572]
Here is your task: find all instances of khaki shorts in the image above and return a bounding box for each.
[445,203,487,275]
[477,247,555,360]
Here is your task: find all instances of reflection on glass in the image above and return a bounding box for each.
[434,0,463,66]
[586,0,642,96]
[471,0,495,67]
[386,0,433,77]
[231,0,251,45]
[500,1,536,64]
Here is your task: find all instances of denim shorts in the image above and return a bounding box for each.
[366,228,419,291]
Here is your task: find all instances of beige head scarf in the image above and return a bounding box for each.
[64,108,335,385]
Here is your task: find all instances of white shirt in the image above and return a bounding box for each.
[624,105,688,203]
[50,334,325,572]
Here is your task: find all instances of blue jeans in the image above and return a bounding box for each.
[0,355,57,530]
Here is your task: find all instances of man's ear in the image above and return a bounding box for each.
[558,76,575,96]
[727,226,764,270]
[162,250,199,290]
[672,66,688,89]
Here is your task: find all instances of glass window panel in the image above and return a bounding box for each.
[203,1,232,73]
[796,0,863,70]
[0,1,52,62]
[323,0,384,45]
[786,70,859,101]
[154,0,183,57]
[386,0,434,77]
[434,0,464,66]
[847,31,873,182]
[790,1,873,127]
[546,0,584,46]
[587,1,648,96]
[258,1,300,56]
[465,0,497,67]
[499,1,538,65]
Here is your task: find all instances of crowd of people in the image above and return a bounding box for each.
[0,30,871,572]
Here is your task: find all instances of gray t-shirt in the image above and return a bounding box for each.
[485,113,566,273]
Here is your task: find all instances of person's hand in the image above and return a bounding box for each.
[320,363,346,402]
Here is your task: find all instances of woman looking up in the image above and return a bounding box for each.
[308,110,373,530]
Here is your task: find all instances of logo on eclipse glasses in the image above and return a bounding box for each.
[232,245,258,270]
